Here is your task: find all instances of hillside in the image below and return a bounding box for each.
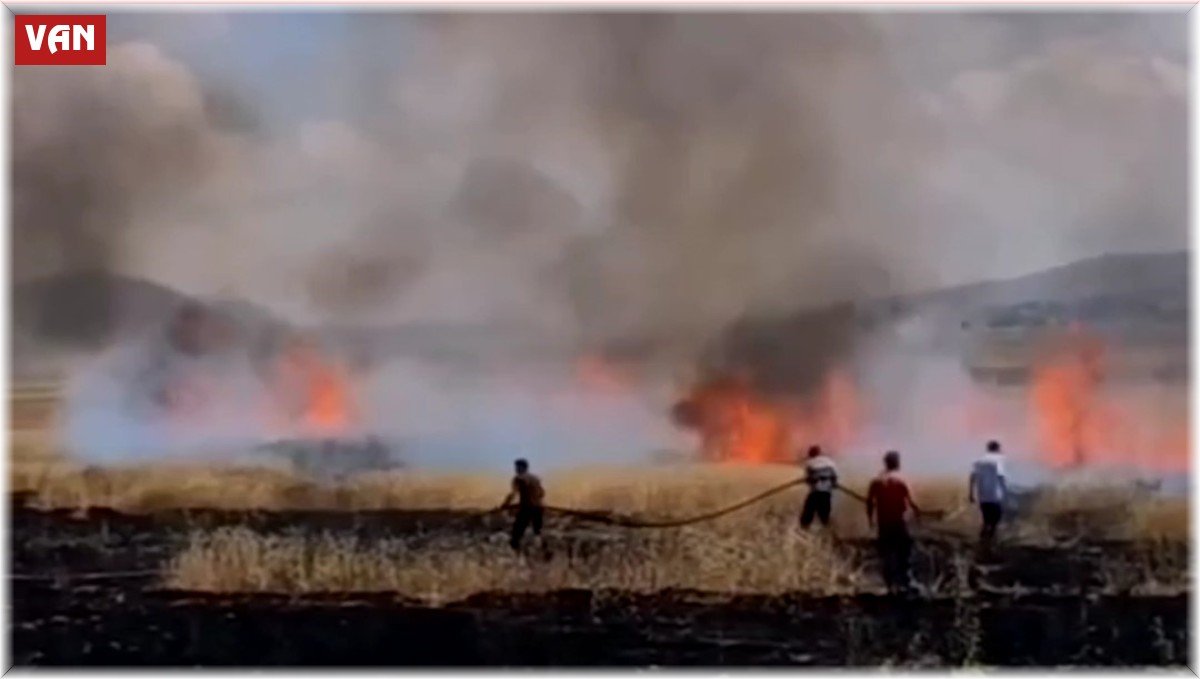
[13,271,192,348]
[10,251,1189,379]
[890,250,1187,322]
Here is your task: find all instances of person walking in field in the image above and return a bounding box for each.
[866,450,922,595]
[499,458,545,551]
[969,440,1008,543]
[800,445,838,530]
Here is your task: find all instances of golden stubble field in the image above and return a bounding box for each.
[10,426,1189,600]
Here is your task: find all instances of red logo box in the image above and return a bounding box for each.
[15,15,106,66]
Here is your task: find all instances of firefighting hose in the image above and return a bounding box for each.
[8,483,970,582]
[494,478,962,530]
[504,477,808,528]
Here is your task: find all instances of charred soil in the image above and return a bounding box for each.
[8,499,1190,667]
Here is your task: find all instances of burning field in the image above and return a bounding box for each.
[9,292,1191,668]
[671,323,1188,480]
[43,295,1191,483]
[10,316,1194,666]
[9,289,1193,667]
[54,302,396,477]
[1025,327,1189,473]
[8,9,1191,670]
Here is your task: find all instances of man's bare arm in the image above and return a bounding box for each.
[907,488,922,517]
[499,480,518,508]
[865,483,877,525]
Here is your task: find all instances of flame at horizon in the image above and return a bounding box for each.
[1028,326,1187,473]
[270,337,360,437]
[670,369,864,464]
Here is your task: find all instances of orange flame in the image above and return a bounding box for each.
[1029,326,1188,473]
[671,374,787,463]
[273,337,358,435]
[1029,327,1105,468]
[672,370,862,464]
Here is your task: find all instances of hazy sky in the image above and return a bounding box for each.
[14,10,1190,325]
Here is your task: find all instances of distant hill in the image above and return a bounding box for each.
[13,271,295,345]
[942,251,1182,305]
[860,250,1188,329]
[716,251,1189,368]
[11,251,1189,378]
[12,272,299,382]
[13,271,195,349]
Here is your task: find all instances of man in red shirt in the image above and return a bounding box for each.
[866,450,922,594]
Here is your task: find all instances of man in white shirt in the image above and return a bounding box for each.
[969,440,1008,542]
[800,445,839,529]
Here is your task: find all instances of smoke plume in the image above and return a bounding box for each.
[12,43,237,345]
[320,14,941,394]
[15,12,1187,472]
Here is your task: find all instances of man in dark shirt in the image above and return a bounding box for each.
[500,458,545,551]
[866,450,922,595]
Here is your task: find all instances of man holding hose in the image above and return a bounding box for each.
[499,458,545,551]
[800,445,838,529]
[867,450,922,595]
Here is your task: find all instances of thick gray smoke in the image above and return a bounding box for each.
[17,12,1187,473]
[311,14,939,395]
[12,43,237,347]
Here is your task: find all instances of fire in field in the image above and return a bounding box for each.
[52,293,1188,483]
[669,328,1186,475]
[9,10,1189,670]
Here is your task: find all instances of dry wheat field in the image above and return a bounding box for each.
[8,424,1191,667]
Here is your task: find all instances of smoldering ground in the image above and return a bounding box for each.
[14,13,1188,472]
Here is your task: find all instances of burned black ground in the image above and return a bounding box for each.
[7,496,1190,667]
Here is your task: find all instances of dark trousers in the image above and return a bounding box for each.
[979,502,1003,540]
[800,491,832,528]
[876,523,913,592]
[510,505,544,550]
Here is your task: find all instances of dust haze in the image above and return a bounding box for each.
[11,12,1188,473]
